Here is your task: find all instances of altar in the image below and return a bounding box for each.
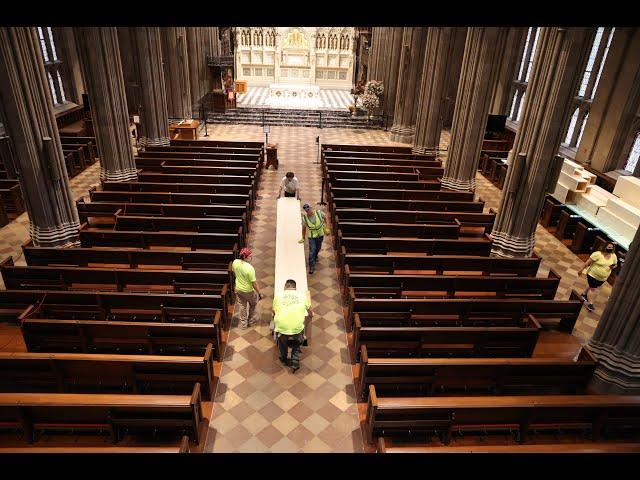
[266,83,322,109]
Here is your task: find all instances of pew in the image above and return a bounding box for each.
[114,214,244,236]
[555,210,582,240]
[137,172,256,186]
[353,314,541,360]
[0,437,191,453]
[21,318,220,358]
[0,346,216,399]
[376,438,640,453]
[540,194,565,228]
[79,226,241,251]
[59,136,98,162]
[136,157,260,172]
[0,181,25,217]
[358,344,597,399]
[344,271,561,307]
[324,156,441,167]
[365,385,640,445]
[341,254,541,278]
[0,258,232,297]
[332,197,485,213]
[322,144,416,154]
[330,187,474,202]
[159,165,257,177]
[348,293,583,333]
[334,209,495,231]
[168,139,265,149]
[327,169,442,182]
[103,180,254,192]
[336,221,461,251]
[0,383,203,444]
[571,221,603,254]
[324,163,444,177]
[328,177,440,191]
[89,190,252,207]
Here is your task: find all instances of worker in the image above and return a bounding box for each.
[231,247,264,328]
[299,203,328,274]
[272,279,312,372]
[579,242,618,312]
[277,171,300,199]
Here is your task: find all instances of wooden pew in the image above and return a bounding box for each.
[327,169,442,182]
[330,187,474,202]
[323,163,444,177]
[62,144,87,173]
[79,226,241,251]
[328,177,441,191]
[376,438,640,453]
[555,210,582,240]
[0,180,25,217]
[136,157,259,171]
[89,190,251,207]
[324,156,441,167]
[0,347,216,399]
[540,194,565,228]
[0,383,203,444]
[21,318,220,358]
[114,215,245,239]
[336,221,461,250]
[0,289,227,323]
[334,209,495,231]
[168,139,265,149]
[77,199,249,225]
[349,294,583,333]
[0,437,191,453]
[344,270,561,305]
[358,345,597,399]
[59,136,98,162]
[365,385,640,445]
[341,254,541,278]
[332,197,485,213]
[0,258,232,297]
[158,165,257,177]
[103,180,254,192]
[137,172,256,186]
[354,314,542,360]
[138,150,261,161]
[322,144,415,154]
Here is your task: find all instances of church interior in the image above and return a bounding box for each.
[0,25,640,456]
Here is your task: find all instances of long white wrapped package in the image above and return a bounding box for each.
[275,197,308,296]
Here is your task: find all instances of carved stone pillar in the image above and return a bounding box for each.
[489,28,528,116]
[160,27,192,120]
[491,28,592,257]
[0,27,80,247]
[413,27,460,154]
[75,27,138,182]
[128,28,169,147]
[588,228,640,393]
[187,27,207,117]
[381,28,404,126]
[51,27,85,104]
[441,28,508,190]
[389,27,427,143]
[367,27,384,81]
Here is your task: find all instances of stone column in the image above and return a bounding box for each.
[491,28,592,257]
[489,28,528,116]
[381,28,404,127]
[367,27,384,81]
[130,28,169,147]
[187,27,208,117]
[441,28,508,190]
[160,27,192,121]
[0,27,80,247]
[51,27,85,104]
[588,227,640,393]
[389,27,427,143]
[75,27,138,182]
[442,29,468,128]
[413,27,460,154]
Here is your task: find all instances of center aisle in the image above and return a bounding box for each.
[203,125,404,452]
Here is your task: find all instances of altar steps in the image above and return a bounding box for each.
[206,108,385,129]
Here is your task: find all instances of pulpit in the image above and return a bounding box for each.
[266,143,278,170]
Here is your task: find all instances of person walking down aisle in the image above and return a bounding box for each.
[231,247,264,328]
[299,203,328,274]
[273,279,313,372]
[579,243,618,312]
[277,171,300,199]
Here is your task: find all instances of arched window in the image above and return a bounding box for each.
[508,27,539,123]
[38,27,67,106]
[624,132,640,174]
[563,27,615,149]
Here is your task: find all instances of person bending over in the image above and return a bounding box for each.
[277,171,300,199]
[272,279,312,372]
[231,247,263,328]
[579,242,617,312]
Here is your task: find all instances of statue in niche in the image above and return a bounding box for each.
[284,29,308,49]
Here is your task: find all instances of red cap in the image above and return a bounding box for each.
[240,247,253,258]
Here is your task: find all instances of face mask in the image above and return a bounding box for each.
[605,248,613,253]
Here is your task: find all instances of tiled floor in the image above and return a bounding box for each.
[200,125,406,452]
[237,86,353,110]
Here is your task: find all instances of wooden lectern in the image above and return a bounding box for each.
[266,143,278,170]
[169,120,201,140]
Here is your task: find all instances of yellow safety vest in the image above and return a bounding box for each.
[302,210,325,239]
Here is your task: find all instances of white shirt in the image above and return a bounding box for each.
[281,176,299,194]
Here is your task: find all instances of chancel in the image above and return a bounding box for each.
[0,23,639,457]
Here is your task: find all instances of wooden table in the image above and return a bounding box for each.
[266,143,278,170]
[169,120,201,140]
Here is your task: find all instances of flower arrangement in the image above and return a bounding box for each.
[365,80,384,100]
[361,92,380,117]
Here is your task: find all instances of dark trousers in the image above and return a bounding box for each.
[277,331,304,366]
[284,191,296,197]
[308,236,324,269]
